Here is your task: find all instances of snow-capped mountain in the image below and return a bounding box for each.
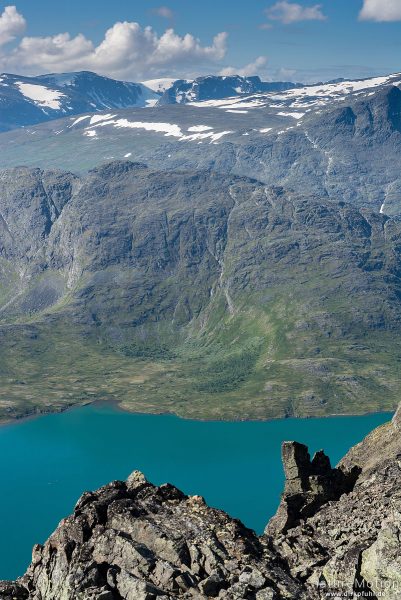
[172,72,401,114]
[0,71,159,132]
[157,75,301,105]
[2,69,401,152]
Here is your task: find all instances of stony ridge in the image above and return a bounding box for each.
[2,410,401,599]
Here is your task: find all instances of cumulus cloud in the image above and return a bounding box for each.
[0,6,227,80]
[152,6,174,20]
[0,5,25,46]
[265,1,327,24]
[359,0,401,21]
[219,56,268,77]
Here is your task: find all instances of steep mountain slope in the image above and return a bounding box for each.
[0,71,158,132]
[3,409,401,599]
[0,161,400,422]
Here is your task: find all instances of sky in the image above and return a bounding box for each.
[1,0,401,83]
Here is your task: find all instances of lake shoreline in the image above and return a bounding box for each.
[0,396,394,428]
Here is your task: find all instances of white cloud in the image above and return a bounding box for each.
[0,8,227,80]
[265,1,327,24]
[359,0,401,21]
[219,56,268,77]
[0,5,25,46]
[152,6,174,20]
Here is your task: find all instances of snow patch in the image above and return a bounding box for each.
[187,125,213,132]
[141,78,177,93]
[92,119,183,137]
[89,113,117,125]
[16,82,66,109]
[180,130,233,143]
[71,115,90,126]
[277,111,305,119]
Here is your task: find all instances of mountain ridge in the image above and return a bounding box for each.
[3,82,401,214]
[3,68,401,134]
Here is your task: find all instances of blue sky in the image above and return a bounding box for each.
[1,1,401,82]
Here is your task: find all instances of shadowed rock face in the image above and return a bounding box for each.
[2,410,401,599]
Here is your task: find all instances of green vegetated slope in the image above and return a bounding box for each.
[0,161,400,422]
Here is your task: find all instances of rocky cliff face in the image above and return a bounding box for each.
[2,411,401,599]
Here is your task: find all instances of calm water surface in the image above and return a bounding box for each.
[0,404,391,580]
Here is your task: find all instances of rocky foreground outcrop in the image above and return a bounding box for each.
[3,410,401,599]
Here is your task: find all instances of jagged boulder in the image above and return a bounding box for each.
[10,470,309,600]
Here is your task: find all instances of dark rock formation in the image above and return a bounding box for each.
[266,442,360,535]
[3,410,401,599]
[0,582,28,599]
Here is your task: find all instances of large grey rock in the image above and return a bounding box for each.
[6,475,306,600]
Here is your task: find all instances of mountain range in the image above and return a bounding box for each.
[0,160,399,423]
[0,71,303,132]
[0,69,401,422]
[156,74,301,105]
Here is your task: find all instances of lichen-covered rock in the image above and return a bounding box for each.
[361,517,401,599]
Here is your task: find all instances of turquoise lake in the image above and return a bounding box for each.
[0,404,391,580]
